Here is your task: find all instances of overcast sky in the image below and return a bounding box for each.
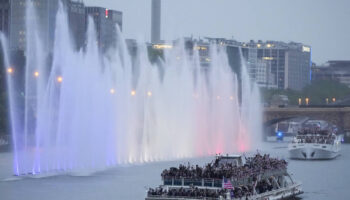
[85,0,350,64]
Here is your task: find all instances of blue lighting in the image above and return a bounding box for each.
[277,131,283,138]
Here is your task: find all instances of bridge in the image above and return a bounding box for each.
[263,106,350,132]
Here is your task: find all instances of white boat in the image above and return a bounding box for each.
[288,133,341,160]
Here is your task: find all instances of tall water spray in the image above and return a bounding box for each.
[1,2,262,175]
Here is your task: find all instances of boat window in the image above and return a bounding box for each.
[204,179,213,187]
[164,178,172,185]
[184,179,202,186]
[174,179,182,186]
[277,123,289,132]
[193,179,202,186]
[214,180,222,188]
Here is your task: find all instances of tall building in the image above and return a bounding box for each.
[242,40,311,90]
[67,0,85,50]
[85,6,122,52]
[312,60,350,87]
[6,0,61,51]
[0,0,10,37]
[0,0,88,52]
[14,0,78,51]
[151,0,161,43]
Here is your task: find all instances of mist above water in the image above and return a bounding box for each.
[1,1,262,175]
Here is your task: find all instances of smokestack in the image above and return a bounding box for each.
[151,0,161,43]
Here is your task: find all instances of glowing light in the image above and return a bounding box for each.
[305,98,309,105]
[7,67,13,74]
[110,88,115,94]
[277,131,283,138]
[332,98,336,102]
[147,91,152,97]
[298,98,302,105]
[326,98,329,104]
[131,90,136,96]
[302,46,311,52]
[257,44,261,48]
[266,44,272,48]
[262,57,273,60]
[229,96,234,100]
[205,57,211,62]
[152,44,173,49]
[194,46,207,50]
[57,76,63,83]
[105,9,108,18]
[34,71,39,77]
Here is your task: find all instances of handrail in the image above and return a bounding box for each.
[162,169,288,188]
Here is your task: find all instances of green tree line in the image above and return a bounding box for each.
[261,80,350,105]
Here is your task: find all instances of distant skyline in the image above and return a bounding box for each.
[85,0,350,64]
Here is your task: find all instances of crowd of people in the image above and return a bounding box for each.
[161,154,287,180]
[147,187,227,199]
[298,127,332,136]
[295,128,337,144]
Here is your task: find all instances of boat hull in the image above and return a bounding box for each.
[288,143,340,160]
[146,183,303,200]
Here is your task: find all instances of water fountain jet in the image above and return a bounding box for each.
[0,1,263,175]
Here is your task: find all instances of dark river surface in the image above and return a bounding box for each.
[0,143,349,200]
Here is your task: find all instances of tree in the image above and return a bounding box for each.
[261,80,350,105]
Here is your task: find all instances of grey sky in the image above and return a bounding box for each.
[85,0,350,64]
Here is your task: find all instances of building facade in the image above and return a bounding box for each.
[85,6,122,52]
[242,40,311,90]
[166,37,311,91]
[5,0,62,51]
[312,60,350,87]
[0,0,10,37]
[67,0,85,50]
[0,0,122,53]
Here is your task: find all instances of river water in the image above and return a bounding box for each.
[0,143,349,200]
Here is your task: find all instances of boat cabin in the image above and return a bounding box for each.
[215,154,243,167]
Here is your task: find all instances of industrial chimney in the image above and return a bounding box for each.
[151,0,161,43]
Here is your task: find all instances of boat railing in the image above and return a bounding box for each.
[163,177,223,188]
[162,169,287,188]
[146,195,220,200]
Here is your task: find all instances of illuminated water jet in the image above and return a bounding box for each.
[0,1,262,175]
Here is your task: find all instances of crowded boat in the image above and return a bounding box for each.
[146,154,302,200]
[289,126,342,160]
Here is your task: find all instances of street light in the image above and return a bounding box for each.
[57,76,63,83]
[131,90,136,96]
[298,98,302,105]
[110,88,115,94]
[147,91,152,97]
[7,67,13,74]
[34,71,39,78]
[305,98,309,105]
[332,98,336,102]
